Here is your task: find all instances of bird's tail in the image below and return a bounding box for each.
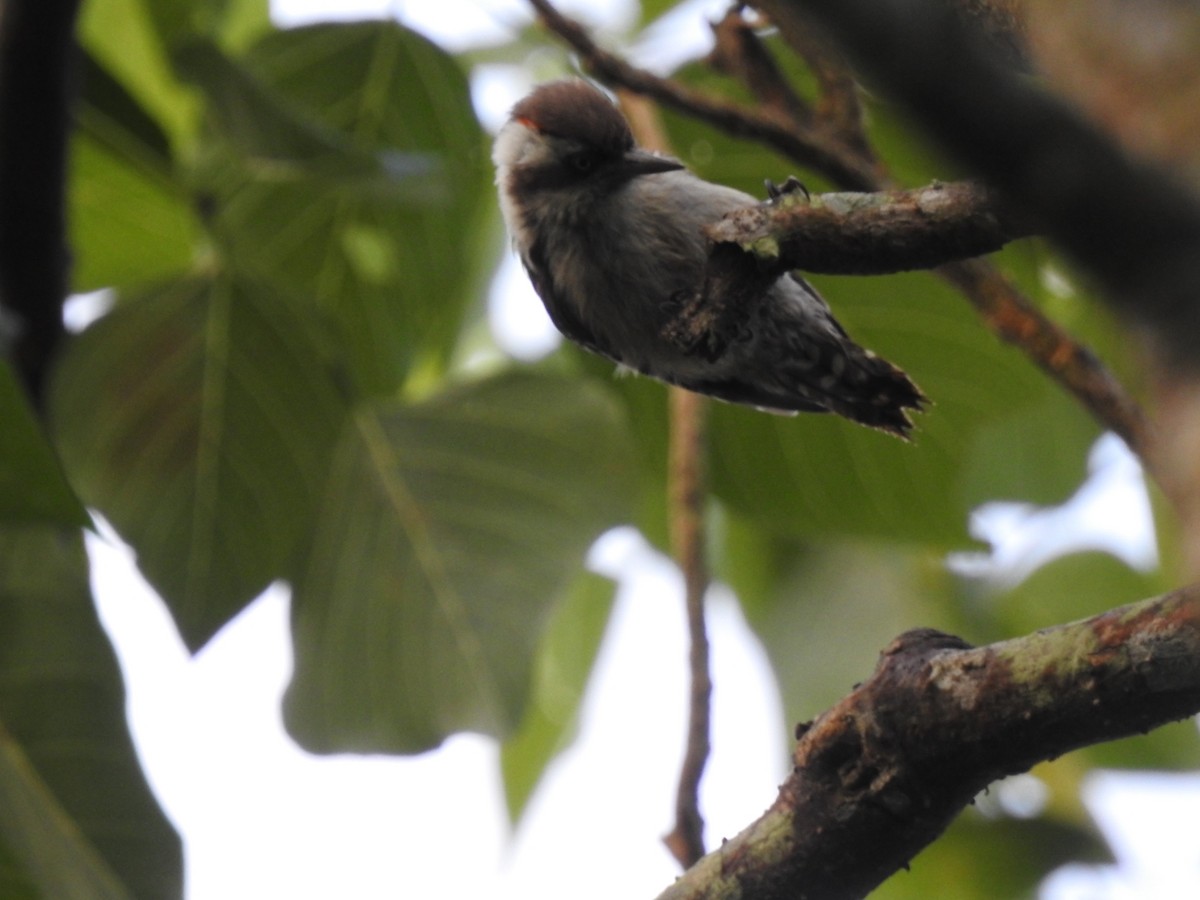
[791,339,926,439]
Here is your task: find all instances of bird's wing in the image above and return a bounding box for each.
[520,244,607,357]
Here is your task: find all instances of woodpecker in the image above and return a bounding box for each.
[492,79,925,437]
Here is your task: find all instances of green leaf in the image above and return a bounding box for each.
[78,0,200,150]
[68,133,198,293]
[967,551,1168,640]
[285,371,637,753]
[0,528,181,898]
[200,22,490,397]
[144,0,270,49]
[959,389,1098,508]
[874,809,1109,900]
[210,0,272,52]
[0,364,87,527]
[71,48,199,293]
[724,530,963,723]
[50,274,347,649]
[173,39,390,173]
[0,725,132,900]
[77,49,173,176]
[501,571,617,823]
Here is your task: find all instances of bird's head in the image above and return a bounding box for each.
[492,80,683,205]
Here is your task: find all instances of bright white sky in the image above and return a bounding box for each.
[84,1,1200,898]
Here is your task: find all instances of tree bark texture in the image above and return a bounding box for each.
[657,587,1200,900]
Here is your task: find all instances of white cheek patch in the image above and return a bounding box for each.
[492,121,545,172]
[493,121,552,244]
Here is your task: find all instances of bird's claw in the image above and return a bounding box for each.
[765,176,810,204]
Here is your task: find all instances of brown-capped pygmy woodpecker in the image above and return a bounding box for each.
[492,79,925,437]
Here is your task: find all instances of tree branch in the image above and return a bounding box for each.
[708,8,815,133]
[663,180,1039,374]
[787,0,1200,371]
[656,586,1200,900]
[737,5,871,157]
[705,180,1030,276]
[525,0,881,190]
[0,0,82,407]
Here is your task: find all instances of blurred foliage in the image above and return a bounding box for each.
[500,570,618,820]
[0,364,88,528]
[874,807,1110,900]
[0,530,181,898]
[0,0,1188,895]
[284,371,635,752]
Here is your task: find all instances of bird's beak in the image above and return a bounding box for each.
[617,149,684,179]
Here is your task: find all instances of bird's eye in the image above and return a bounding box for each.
[568,152,597,173]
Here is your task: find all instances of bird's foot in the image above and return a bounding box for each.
[764,175,810,204]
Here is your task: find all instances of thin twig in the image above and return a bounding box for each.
[732,4,874,159]
[526,0,880,190]
[664,386,712,870]
[708,8,813,129]
[619,90,714,870]
[937,258,1157,467]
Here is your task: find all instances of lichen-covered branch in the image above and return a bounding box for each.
[665,180,1037,373]
[705,180,1030,276]
[656,587,1200,900]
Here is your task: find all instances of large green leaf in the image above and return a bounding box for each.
[501,570,618,822]
[77,49,173,176]
[143,0,270,49]
[0,722,134,900]
[173,39,388,172]
[0,725,131,900]
[285,372,636,753]
[195,22,490,397]
[68,134,198,294]
[69,50,199,293]
[50,274,347,649]
[0,364,87,527]
[78,0,200,151]
[0,528,181,898]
